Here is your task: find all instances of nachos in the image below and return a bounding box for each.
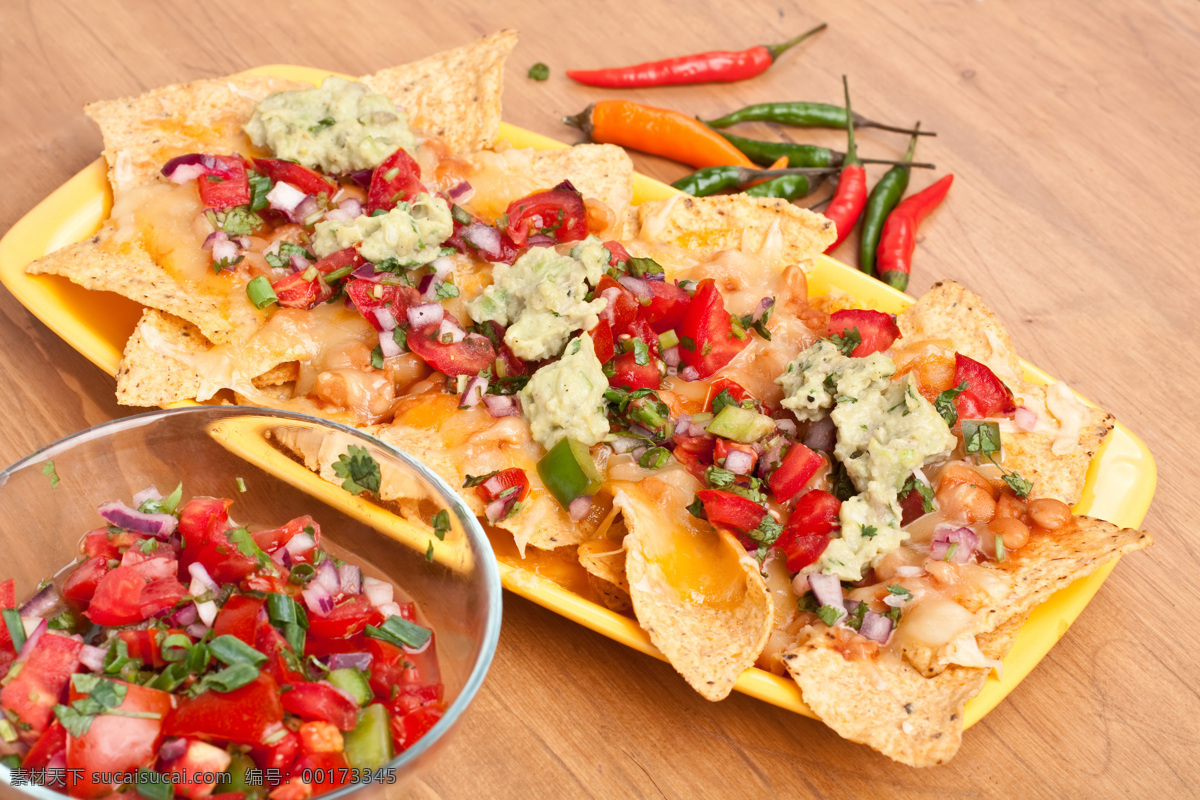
[23,31,1151,766]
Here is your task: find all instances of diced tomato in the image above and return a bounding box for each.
[767,442,825,504]
[366,148,427,214]
[406,321,496,376]
[307,595,381,640]
[595,275,639,335]
[164,673,283,745]
[0,579,13,609]
[163,738,233,799]
[392,706,444,752]
[826,309,901,357]
[213,595,266,646]
[672,447,710,483]
[1,633,81,736]
[590,320,615,364]
[365,638,426,698]
[695,489,767,534]
[243,573,290,596]
[345,279,419,331]
[626,316,662,358]
[388,684,444,717]
[474,468,530,505]
[774,490,841,572]
[250,727,299,774]
[503,182,588,247]
[608,351,662,391]
[192,155,251,210]
[22,719,66,769]
[290,749,351,795]
[179,498,233,553]
[705,377,754,411]
[642,281,691,334]
[252,516,319,556]
[86,565,150,626]
[256,621,308,687]
[253,158,337,198]
[444,210,521,265]
[0,575,13,659]
[191,530,260,585]
[602,240,631,268]
[280,682,359,731]
[272,270,334,310]
[953,353,1017,420]
[118,630,176,670]
[61,556,109,607]
[677,279,749,379]
[311,246,365,277]
[900,486,930,526]
[66,680,173,799]
[83,527,152,560]
[714,439,758,472]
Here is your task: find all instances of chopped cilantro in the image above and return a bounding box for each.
[435,281,460,300]
[886,585,913,601]
[961,419,1001,456]
[686,496,706,520]
[370,345,385,370]
[935,381,969,426]
[638,447,670,469]
[248,171,273,211]
[463,471,500,488]
[332,445,382,495]
[861,525,878,538]
[631,337,650,366]
[844,601,867,631]
[425,540,434,562]
[527,63,550,80]
[679,335,697,352]
[432,509,451,541]
[829,326,862,357]
[42,460,61,488]
[816,605,845,627]
[902,475,936,513]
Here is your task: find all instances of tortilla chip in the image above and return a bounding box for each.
[524,145,634,222]
[116,310,206,406]
[617,481,773,701]
[628,195,836,272]
[578,532,631,612]
[253,361,299,389]
[85,75,303,197]
[362,30,517,155]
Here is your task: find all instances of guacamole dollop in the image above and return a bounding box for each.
[245,77,415,174]
[777,340,957,581]
[312,195,452,267]
[519,332,610,451]
[467,237,608,362]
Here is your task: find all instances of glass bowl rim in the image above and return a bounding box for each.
[0,404,503,796]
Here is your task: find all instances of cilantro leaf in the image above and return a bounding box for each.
[902,475,936,513]
[816,605,846,627]
[332,445,382,495]
[432,509,451,541]
[829,326,862,357]
[463,471,500,488]
[935,381,969,427]
[435,281,460,300]
[961,420,1001,456]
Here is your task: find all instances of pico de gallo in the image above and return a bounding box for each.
[0,485,443,799]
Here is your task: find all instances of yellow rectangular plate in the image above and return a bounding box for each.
[0,65,1156,726]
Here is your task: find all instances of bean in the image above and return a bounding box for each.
[937,462,995,497]
[989,517,1030,550]
[994,490,1028,520]
[1028,498,1072,530]
[938,483,996,524]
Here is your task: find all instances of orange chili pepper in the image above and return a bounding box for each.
[564,100,756,169]
[745,156,789,187]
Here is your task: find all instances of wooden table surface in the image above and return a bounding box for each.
[1,1,1196,797]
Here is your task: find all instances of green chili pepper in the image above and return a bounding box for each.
[714,131,842,168]
[705,102,935,137]
[672,165,834,197]
[537,437,603,508]
[744,173,812,200]
[859,125,920,277]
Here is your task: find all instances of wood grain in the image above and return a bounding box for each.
[0,0,1196,796]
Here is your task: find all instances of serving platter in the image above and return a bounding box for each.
[0,64,1157,725]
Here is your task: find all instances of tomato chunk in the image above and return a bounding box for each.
[345,279,419,331]
[280,682,359,731]
[272,270,334,310]
[696,489,767,533]
[503,182,588,247]
[22,719,66,770]
[826,309,901,357]
[87,563,187,627]
[67,680,173,799]
[406,321,496,376]
[366,148,428,214]
[774,490,841,572]
[767,442,825,503]
[307,595,381,640]
[608,351,662,391]
[1,632,82,734]
[590,320,615,364]
[61,555,109,607]
[953,352,1017,419]
[642,281,691,334]
[213,595,267,646]
[595,275,639,335]
[392,706,444,752]
[474,468,530,504]
[253,158,337,198]
[195,155,251,210]
[164,673,284,745]
[677,279,748,379]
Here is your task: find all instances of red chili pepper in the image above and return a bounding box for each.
[566,23,826,88]
[823,76,867,253]
[876,174,954,290]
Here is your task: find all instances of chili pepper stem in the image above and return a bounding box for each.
[853,114,936,136]
[764,23,828,61]
[842,76,860,167]
[562,107,595,137]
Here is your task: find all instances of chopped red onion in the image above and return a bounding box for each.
[753,296,775,321]
[164,163,208,184]
[303,583,336,615]
[757,439,785,480]
[723,448,756,476]
[408,303,444,328]
[338,565,362,595]
[774,418,798,436]
[322,207,353,224]
[459,376,488,408]
[673,414,692,436]
[79,644,107,673]
[97,501,177,539]
[859,611,894,643]
[448,182,475,203]
[807,573,845,619]
[289,252,312,273]
[482,394,519,418]
[882,591,909,608]
[266,181,306,214]
[378,329,403,358]
[161,154,231,184]
[617,275,651,299]
[172,603,199,627]
[438,318,466,344]
[525,234,557,247]
[284,531,316,558]
[791,572,810,596]
[416,273,436,296]
[598,287,622,324]
[158,738,188,764]
[313,559,341,595]
[569,495,593,522]
[803,415,837,453]
[292,195,321,225]
[348,169,373,188]
[186,622,210,639]
[201,230,227,252]
[429,256,454,281]
[19,584,60,618]
[662,345,680,367]
[352,263,382,282]
[461,224,502,259]
[679,366,700,382]
[187,562,219,596]
[362,577,394,608]
[211,238,242,269]
[338,197,364,217]
[1014,406,1038,432]
[194,600,218,627]
[15,618,47,662]
[328,652,373,671]
[376,601,403,619]
[271,546,293,568]
[484,497,515,523]
[931,525,980,564]
[131,487,164,507]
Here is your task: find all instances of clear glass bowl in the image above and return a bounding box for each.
[0,406,502,798]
